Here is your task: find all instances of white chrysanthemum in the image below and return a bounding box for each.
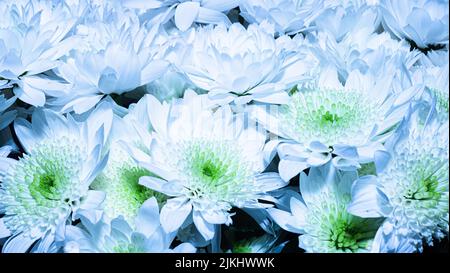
[0,0,78,107]
[348,114,449,252]
[268,165,382,253]
[0,105,112,253]
[50,4,170,114]
[413,63,449,122]
[126,91,288,241]
[122,0,239,31]
[90,100,168,223]
[312,4,418,80]
[239,0,328,35]
[252,66,418,181]
[178,23,304,105]
[64,197,196,253]
[380,0,449,49]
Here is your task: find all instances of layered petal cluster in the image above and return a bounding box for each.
[312,3,420,81]
[90,98,167,224]
[0,104,112,252]
[126,91,288,240]
[0,0,448,254]
[122,0,239,31]
[380,0,449,49]
[178,23,304,105]
[268,164,383,252]
[0,0,78,106]
[50,3,170,114]
[239,0,328,35]
[64,197,196,253]
[348,112,449,252]
[252,65,419,181]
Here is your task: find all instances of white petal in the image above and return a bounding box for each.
[193,210,215,241]
[160,197,192,233]
[14,117,37,153]
[175,2,200,31]
[196,6,231,26]
[331,156,360,171]
[267,208,304,234]
[201,210,229,225]
[139,176,183,196]
[332,144,358,159]
[146,95,170,138]
[347,176,392,218]
[80,190,105,210]
[136,197,160,236]
[141,60,169,84]
[255,172,289,192]
[279,159,308,182]
[374,150,391,174]
[14,83,45,107]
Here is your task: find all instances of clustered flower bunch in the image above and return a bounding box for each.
[0,0,448,254]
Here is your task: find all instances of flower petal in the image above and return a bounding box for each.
[160,197,192,233]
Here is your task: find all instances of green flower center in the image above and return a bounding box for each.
[405,175,441,201]
[0,137,86,235]
[193,156,226,184]
[119,166,161,204]
[30,173,61,201]
[177,140,253,201]
[280,89,379,146]
[327,213,378,252]
[20,138,84,206]
[321,111,341,125]
[91,146,167,222]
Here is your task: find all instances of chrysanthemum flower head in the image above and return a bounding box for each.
[90,99,168,224]
[380,0,449,49]
[63,197,196,253]
[413,62,449,122]
[0,103,112,252]
[125,90,288,241]
[348,110,449,252]
[178,23,305,105]
[240,0,328,35]
[0,0,78,107]
[122,0,239,31]
[252,65,419,181]
[50,4,171,114]
[268,164,383,253]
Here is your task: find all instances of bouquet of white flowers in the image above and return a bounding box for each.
[0,0,448,254]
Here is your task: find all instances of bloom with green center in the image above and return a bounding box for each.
[252,66,419,181]
[268,165,383,253]
[0,106,112,253]
[348,113,449,252]
[91,139,167,224]
[413,63,449,123]
[89,96,170,223]
[63,197,196,253]
[127,91,288,241]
